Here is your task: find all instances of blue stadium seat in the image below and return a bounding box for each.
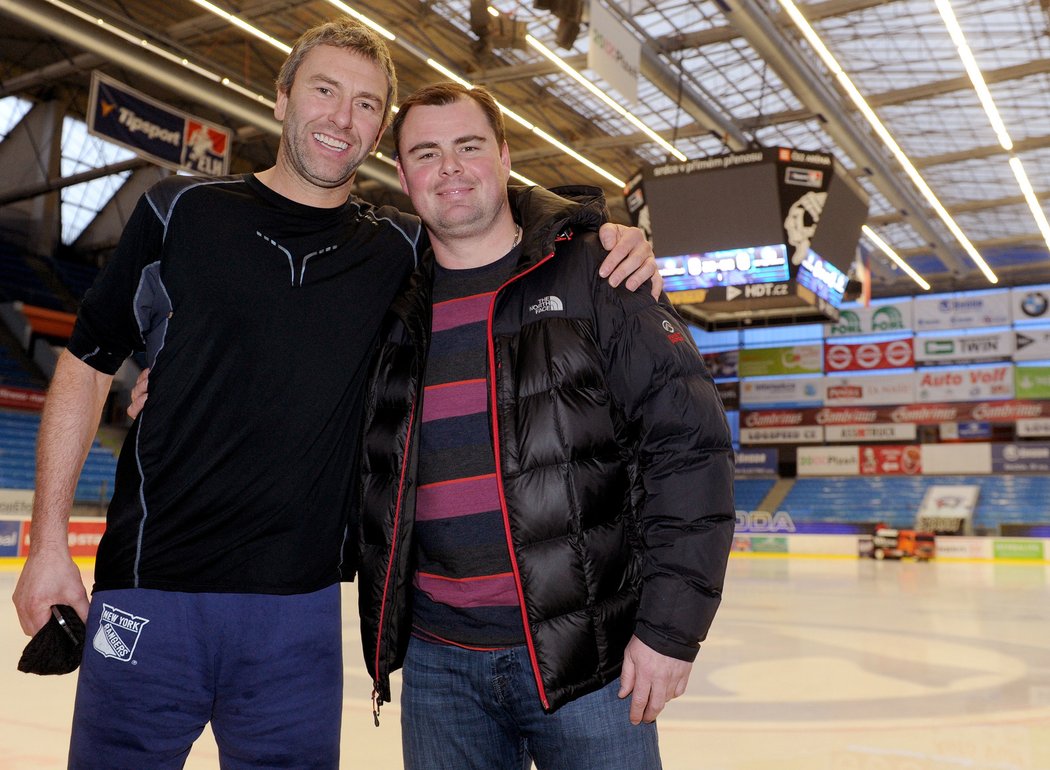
[778,474,1050,532]
[0,343,44,389]
[0,248,65,311]
[734,478,776,511]
[0,409,118,503]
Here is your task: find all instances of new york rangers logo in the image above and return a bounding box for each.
[93,604,150,663]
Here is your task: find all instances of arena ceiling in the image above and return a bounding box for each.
[0,0,1048,299]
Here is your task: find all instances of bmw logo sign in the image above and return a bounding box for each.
[1022,291,1048,317]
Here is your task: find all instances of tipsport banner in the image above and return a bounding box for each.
[88,72,231,176]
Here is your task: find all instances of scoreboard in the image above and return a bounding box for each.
[627,147,867,330]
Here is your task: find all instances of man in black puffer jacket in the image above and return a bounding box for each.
[357,82,735,770]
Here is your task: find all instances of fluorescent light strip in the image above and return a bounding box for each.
[425,58,474,88]
[862,225,931,291]
[774,0,998,285]
[1009,157,1050,249]
[44,0,275,107]
[500,106,536,132]
[935,0,1050,254]
[321,0,396,41]
[187,0,290,53]
[531,126,624,186]
[934,0,1011,151]
[525,34,687,162]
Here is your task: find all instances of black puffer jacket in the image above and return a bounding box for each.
[357,185,735,715]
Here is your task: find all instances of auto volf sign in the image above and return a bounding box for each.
[88,71,231,176]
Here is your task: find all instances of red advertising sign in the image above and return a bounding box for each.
[824,339,914,372]
[859,445,922,475]
[0,385,45,411]
[962,400,1050,422]
[740,410,808,428]
[742,400,1050,430]
[816,407,886,425]
[68,521,106,557]
[890,400,1050,424]
[743,407,893,427]
[20,520,105,557]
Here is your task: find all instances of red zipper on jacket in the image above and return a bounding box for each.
[371,394,418,726]
[487,247,559,711]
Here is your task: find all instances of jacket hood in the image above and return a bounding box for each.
[509,185,609,267]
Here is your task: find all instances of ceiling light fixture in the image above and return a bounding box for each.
[861,226,931,291]
[1009,157,1050,251]
[934,0,1011,152]
[322,0,396,41]
[525,34,687,162]
[934,0,1050,255]
[774,0,998,285]
[188,0,291,53]
[44,0,275,106]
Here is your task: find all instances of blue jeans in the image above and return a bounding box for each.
[69,585,343,769]
[400,637,662,770]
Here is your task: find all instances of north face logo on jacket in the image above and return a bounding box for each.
[529,296,564,314]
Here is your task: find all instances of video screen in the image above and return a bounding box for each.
[797,249,848,306]
[657,244,790,292]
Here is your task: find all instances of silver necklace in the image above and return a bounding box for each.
[511,224,522,250]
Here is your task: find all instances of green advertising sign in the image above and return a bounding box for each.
[748,536,789,554]
[992,540,1045,561]
[1015,366,1050,399]
[739,345,823,377]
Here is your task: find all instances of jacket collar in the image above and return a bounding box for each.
[509,185,608,270]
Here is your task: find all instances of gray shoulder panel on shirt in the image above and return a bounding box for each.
[347,199,424,267]
[145,175,245,232]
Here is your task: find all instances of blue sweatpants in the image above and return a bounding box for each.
[68,585,343,769]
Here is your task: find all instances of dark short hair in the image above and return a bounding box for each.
[276,17,398,130]
[391,82,507,157]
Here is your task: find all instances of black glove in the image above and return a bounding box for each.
[18,604,86,675]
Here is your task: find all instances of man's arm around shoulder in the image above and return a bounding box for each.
[12,350,113,634]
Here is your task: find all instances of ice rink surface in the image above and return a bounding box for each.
[2,554,1048,770]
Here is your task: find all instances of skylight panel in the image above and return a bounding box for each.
[956,204,1045,242]
[0,96,32,140]
[59,116,136,245]
[991,73,1050,143]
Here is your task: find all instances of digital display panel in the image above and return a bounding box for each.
[658,244,789,292]
[642,161,784,258]
[797,250,848,306]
